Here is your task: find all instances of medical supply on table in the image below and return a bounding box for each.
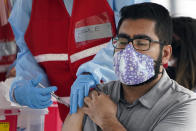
[17,108,48,131]
[0,109,20,131]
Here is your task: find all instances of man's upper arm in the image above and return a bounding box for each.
[153,99,196,131]
[62,112,84,131]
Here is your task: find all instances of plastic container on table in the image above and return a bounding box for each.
[17,108,48,131]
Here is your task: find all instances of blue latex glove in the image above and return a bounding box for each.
[70,74,96,114]
[13,75,57,109]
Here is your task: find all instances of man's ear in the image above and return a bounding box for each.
[162,45,172,65]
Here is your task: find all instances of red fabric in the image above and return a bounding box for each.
[0,23,14,41]
[0,54,16,65]
[25,0,116,121]
[0,109,19,131]
[163,63,168,68]
[0,23,15,81]
[44,106,63,131]
[0,72,6,81]
[0,115,17,131]
[0,54,16,81]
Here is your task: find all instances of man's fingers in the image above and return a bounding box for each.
[91,90,98,100]
[98,91,109,98]
[82,106,89,113]
[84,97,92,107]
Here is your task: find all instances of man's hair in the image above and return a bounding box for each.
[117,2,173,45]
[171,17,196,90]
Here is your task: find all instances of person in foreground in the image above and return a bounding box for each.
[62,2,196,131]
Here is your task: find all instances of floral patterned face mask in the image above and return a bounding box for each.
[113,44,155,85]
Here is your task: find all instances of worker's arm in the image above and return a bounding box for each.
[8,0,48,83]
[8,0,56,108]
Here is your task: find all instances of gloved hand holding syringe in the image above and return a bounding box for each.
[38,83,70,107]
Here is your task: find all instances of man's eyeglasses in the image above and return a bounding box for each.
[112,34,165,51]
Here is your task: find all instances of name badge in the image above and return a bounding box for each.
[75,23,112,42]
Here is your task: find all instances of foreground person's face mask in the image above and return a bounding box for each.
[113,44,155,85]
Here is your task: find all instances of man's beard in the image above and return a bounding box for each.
[127,46,163,87]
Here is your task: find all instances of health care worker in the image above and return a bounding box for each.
[70,0,149,114]
[8,0,149,120]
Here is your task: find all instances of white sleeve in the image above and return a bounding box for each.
[77,40,117,83]
[8,0,49,103]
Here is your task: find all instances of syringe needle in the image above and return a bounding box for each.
[38,83,69,107]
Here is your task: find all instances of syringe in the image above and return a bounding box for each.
[38,83,70,107]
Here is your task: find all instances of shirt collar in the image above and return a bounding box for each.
[115,69,172,109]
[138,69,172,109]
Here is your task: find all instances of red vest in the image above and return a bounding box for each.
[25,0,116,120]
[0,23,16,81]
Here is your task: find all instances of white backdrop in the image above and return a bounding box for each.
[151,0,196,18]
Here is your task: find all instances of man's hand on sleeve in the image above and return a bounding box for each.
[70,74,96,114]
[83,91,119,129]
[13,75,57,109]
